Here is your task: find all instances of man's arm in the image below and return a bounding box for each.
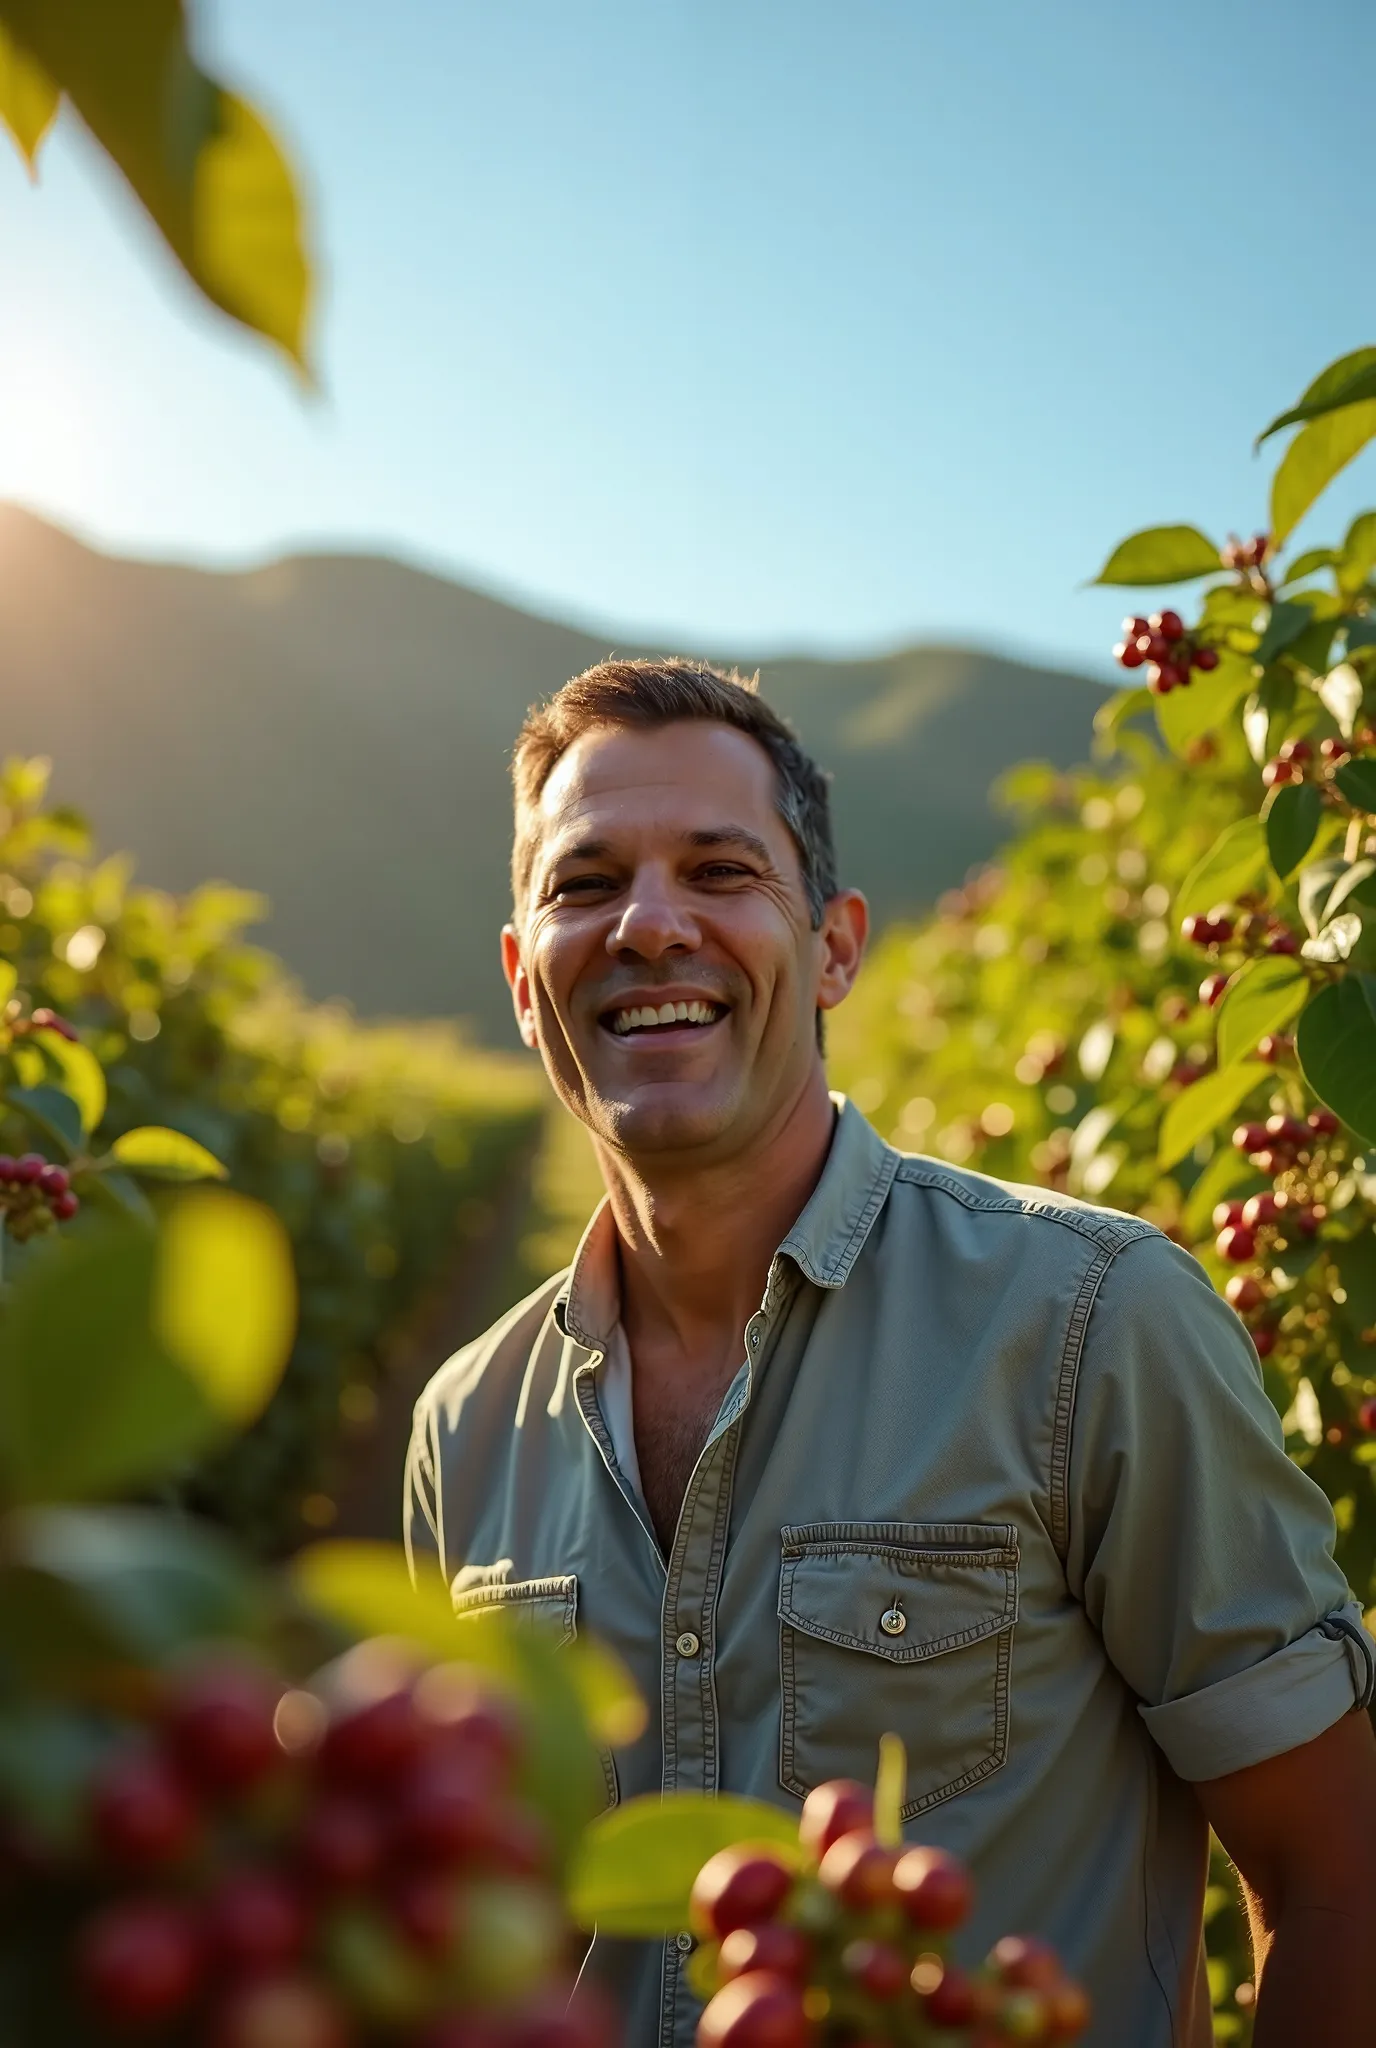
[1199,1711,1376,2046]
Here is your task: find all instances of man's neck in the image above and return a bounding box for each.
[593,1067,838,1370]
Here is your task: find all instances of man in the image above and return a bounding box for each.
[406,658,1376,2047]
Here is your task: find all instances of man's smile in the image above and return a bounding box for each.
[597,993,732,1040]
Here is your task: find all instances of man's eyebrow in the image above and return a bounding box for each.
[686,826,773,863]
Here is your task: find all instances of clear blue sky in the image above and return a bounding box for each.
[3,0,1375,671]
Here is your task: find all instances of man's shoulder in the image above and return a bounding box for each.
[884,1148,1160,1260]
[412,1268,570,1432]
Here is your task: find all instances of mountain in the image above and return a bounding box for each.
[0,506,1108,1042]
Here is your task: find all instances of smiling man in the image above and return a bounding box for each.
[406,658,1376,2048]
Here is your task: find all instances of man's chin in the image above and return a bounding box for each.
[586,1080,741,1159]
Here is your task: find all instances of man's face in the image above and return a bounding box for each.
[502,720,865,1162]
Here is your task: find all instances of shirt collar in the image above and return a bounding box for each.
[552,1096,899,1347]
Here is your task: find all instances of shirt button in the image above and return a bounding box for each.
[880,1603,907,1636]
[675,1931,694,1954]
[675,1631,701,1658]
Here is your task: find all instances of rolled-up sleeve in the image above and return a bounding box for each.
[1064,1231,1374,1781]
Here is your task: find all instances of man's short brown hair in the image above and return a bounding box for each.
[510,657,837,923]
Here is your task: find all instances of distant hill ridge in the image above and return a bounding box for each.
[0,505,1107,1042]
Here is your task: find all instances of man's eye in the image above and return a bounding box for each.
[554,874,615,897]
[698,863,750,882]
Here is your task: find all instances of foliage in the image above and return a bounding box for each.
[0,761,542,1549]
[0,0,311,369]
[834,344,1376,2042]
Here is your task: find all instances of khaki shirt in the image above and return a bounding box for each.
[405,1100,1370,2048]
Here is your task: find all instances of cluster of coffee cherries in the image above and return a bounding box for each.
[687,1779,1087,2046]
[1112,611,1220,696]
[14,1654,609,2048]
[0,1149,79,1239]
[1180,905,1302,1009]
[1220,535,1270,574]
[1211,1108,1341,1357]
[1261,729,1376,793]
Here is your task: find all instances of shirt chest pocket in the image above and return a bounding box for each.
[777,1522,1018,1820]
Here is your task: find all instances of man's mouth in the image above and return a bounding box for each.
[603,998,729,1037]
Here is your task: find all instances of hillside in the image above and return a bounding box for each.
[0,505,1108,1041]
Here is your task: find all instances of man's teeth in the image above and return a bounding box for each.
[611,1000,721,1034]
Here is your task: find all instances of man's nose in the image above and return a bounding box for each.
[606,871,701,959]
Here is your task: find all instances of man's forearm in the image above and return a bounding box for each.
[1252,1897,1376,2046]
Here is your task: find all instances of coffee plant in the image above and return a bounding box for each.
[832,348,1376,2039]
[0,759,541,1549]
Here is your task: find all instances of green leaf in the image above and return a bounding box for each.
[1296,977,1376,1144]
[0,0,312,369]
[874,1732,906,1850]
[31,1027,105,1133]
[0,19,57,171]
[109,1124,228,1181]
[1158,1063,1270,1172]
[567,1794,805,1936]
[1254,599,1313,667]
[1318,662,1366,737]
[1215,958,1309,1069]
[1339,512,1376,594]
[1334,758,1376,814]
[1155,654,1256,756]
[4,1083,82,1157]
[1265,781,1322,880]
[1093,685,1153,741]
[0,1219,217,1502]
[1175,818,1268,922]
[1258,348,1376,443]
[1332,1231,1376,1337]
[292,1539,473,1662]
[1283,547,1338,585]
[1091,525,1222,587]
[1271,404,1376,546]
[153,1190,295,1427]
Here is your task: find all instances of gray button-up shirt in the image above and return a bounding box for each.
[405,1099,1369,2048]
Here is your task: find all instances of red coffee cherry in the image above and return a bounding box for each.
[798,1778,873,1860]
[1358,1398,1376,1434]
[718,1925,813,1984]
[696,1970,813,2048]
[1216,1224,1256,1263]
[1193,645,1220,672]
[1262,758,1299,787]
[1266,1113,1309,1149]
[389,1871,462,1956]
[1233,1123,1270,1154]
[920,1962,978,2026]
[841,1938,909,1999]
[1266,929,1299,955]
[1241,1193,1280,1230]
[423,1693,521,1787]
[1046,1980,1093,2038]
[298,1796,385,1890]
[1199,973,1231,1007]
[90,1751,199,1868]
[1320,737,1350,763]
[1225,1275,1264,1312]
[205,1871,310,1976]
[1256,1034,1291,1063]
[318,1690,427,1790]
[892,1844,974,1930]
[991,1935,1064,1991]
[1278,738,1313,764]
[1307,1107,1339,1136]
[1122,616,1150,641]
[51,1190,80,1220]
[1253,1327,1278,1359]
[690,1848,796,1940]
[817,1831,899,1910]
[1152,611,1185,643]
[12,1154,44,1185]
[210,1974,353,2048]
[1212,1201,1245,1231]
[394,1757,494,1865]
[78,1898,203,2026]
[36,1163,69,1198]
[1114,639,1145,669]
[165,1662,283,1795]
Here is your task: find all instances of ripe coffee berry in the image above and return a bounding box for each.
[51,1190,80,1220]
[892,1844,974,1930]
[1266,928,1299,955]
[204,1871,309,1975]
[1216,1224,1256,1263]
[1278,738,1313,764]
[690,1848,795,1940]
[1359,1398,1376,1434]
[798,1778,872,1860]
[1113,638,1146,669]
[211,1975,351,2048]
[1225,1275,1265,1313]
[1262,758,1300,787]
[36,1163,68,1198]
[11,1154,44,1185]
[991,1936,1064,1992]
[1213,1200,1246,1231]
[1320,737,1350,763]
[696,1969,812,2048]
[1241,1192,1280,1229]
[1192,645,1220,672]
[318,1689,426,1789]
[298,1795,385,1890]
[1256,1034,1292,1063]
[921,1963,979,2027]
[1253,1327,1278,1359]
[1199,973,1231,1007]
[90,1752,199,1868]
[78,1898,203,2026]
[1151,610,1185,642]
[840,1937,909,1999]
[1307,1106,1339,1135]
[164,1662,282,1794]
[817,1831,900,1910]
[717,1925,812,1984]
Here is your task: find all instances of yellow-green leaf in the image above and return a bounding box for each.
[292,1539,465,1661]
[0,20,57,172]
[1155,653,1256,756]
[32,1027,105,1133]
[567,1794,805,1937]
[1092,525,1222,588]
[153,1190,295,1426]
[1158,1063,1270,1171]
[1215,958,1309,1070]
[1175,818,1268,922]
[0,0,311,369]
[109,1125,227,1181]
[1257,348,1376,444]
[874,1731,906,1849]
[1271,402,1376,545]
[0,961,16,1008]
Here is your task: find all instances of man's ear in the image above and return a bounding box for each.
[816,889,869,1014]
[501,924,540,1051]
